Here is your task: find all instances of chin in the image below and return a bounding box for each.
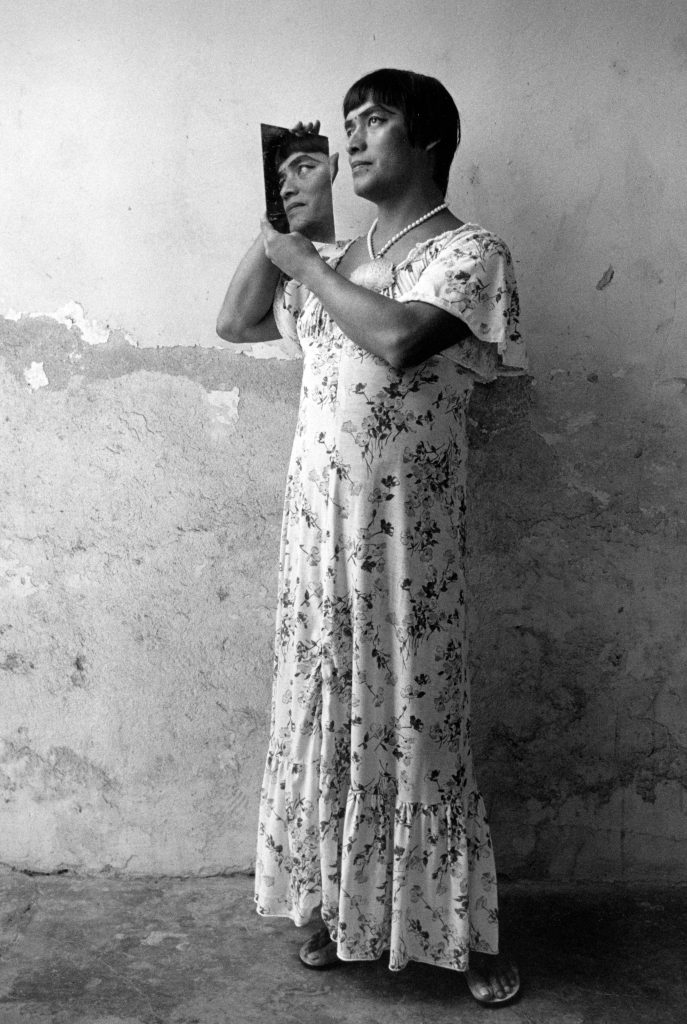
[286,213,309,232]
[352,180,376,201]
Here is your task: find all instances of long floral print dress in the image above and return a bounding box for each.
[255,224,526,972]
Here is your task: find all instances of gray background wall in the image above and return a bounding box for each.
[1,0,686,880]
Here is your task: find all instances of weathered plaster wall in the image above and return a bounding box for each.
[468,374,687,881]
[1,0,687,880]
[1,317,300,873]
[2,316,685,880]
[3,1,686,361]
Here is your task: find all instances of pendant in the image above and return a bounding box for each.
[350,257,395,292]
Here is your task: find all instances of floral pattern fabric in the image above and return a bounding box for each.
[256,225,524,972]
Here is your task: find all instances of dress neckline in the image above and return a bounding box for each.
[331,223,483,274]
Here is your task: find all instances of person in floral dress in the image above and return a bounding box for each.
[217,68,526,1006]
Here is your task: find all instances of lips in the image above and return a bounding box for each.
[350,161,371,171]
[284,202,306,214]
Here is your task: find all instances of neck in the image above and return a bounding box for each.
[372,184,446,238]
[307,221,335,243]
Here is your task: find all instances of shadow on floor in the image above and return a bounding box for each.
[0,872,684,1024]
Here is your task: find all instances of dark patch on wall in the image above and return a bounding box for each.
[0,317,302,403]
[1,652,34,674]
[596,265,614,290]
[468,364,687,877]
[0,740,118,802]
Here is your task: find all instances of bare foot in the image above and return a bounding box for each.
[465,952,520,1005]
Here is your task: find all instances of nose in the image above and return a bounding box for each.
[279,172,297,200]
[346,122,366,155]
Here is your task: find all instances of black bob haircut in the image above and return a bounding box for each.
[343,68,461,196]
[272,132,329,173]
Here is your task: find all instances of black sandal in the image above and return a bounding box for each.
[299,925,339,969]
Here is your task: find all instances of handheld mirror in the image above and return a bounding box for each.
[261,123,335,241]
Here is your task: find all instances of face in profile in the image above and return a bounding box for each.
[277,150,336,241]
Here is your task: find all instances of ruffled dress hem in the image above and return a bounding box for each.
[253,899,498,973]
[255,749,499,972]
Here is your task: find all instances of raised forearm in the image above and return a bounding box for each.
[216,235,281,343]
[260,218,482,369]
[303,259,413,365]
[303,258,473,370]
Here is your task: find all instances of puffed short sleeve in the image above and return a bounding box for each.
[396,227,527,379]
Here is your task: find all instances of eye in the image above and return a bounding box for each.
[368,114,385,126]
[297,161,315,176]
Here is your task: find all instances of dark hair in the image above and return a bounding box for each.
[272,132,329,173]
[342,68,461,195]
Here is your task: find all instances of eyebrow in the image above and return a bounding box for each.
[277,152,325,176]
[343,103,394,131]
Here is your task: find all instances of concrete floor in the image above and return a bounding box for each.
[0,871,684,1024]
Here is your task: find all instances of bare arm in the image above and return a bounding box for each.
[304,255,474,369]
[217,119,329,345]
[216,234,281,344]
[261,219,489,370]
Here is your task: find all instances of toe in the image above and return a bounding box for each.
[490,973,506,1000]
[501,961,519,991]
[466,953,522,1005]
[506,966,520,989]
[465,968,494,1002]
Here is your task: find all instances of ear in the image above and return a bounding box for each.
[329,151,339,183]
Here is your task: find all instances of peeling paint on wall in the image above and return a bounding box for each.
[0,554,40,598]
[23,362,49,390]
[0,312,303,874]
[1,312,686,880]
[206,388,240,424]
[0,739,118,802]
[229,339,298,361]
[3,300,134,348]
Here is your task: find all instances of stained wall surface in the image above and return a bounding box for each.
[1,0,686,879]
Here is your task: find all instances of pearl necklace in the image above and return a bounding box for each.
[367,202,448,260]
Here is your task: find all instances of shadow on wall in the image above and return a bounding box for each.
[467,369,687,882]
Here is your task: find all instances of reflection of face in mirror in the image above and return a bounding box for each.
[261,124,337,243]
[277,150,337,241]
